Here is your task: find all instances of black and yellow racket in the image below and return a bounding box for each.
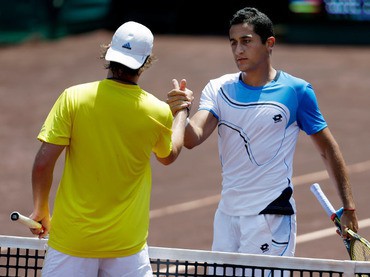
[310,183,370,261]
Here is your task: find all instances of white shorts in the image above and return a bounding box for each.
[41,245,153,277]
[212,209,296,255]
[210,209,296,276]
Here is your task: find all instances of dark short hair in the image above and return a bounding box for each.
[229,7,274,43]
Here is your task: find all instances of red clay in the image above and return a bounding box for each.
[1,31,370,261]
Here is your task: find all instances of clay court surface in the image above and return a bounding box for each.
[1,30,370,261]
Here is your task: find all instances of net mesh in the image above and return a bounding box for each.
[1,235,370,277]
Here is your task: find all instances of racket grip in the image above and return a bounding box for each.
[310,183,336,218]
[10,211,43,229]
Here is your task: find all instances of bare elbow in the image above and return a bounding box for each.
[184,137,197,149]
[163,161,173,166]
[156,153,177,166]
[184,143,196,150]
[159,158,174,166]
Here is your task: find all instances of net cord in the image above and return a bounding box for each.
[1,235,370,276]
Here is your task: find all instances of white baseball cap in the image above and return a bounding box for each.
[105,21,153,70]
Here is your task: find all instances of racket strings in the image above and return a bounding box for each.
[350,239,370,261]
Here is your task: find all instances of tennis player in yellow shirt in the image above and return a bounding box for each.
[28,21,193,276]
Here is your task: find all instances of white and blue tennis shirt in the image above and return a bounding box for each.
[199,70,327,216]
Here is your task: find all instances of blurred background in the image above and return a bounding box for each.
[1,0,370,45]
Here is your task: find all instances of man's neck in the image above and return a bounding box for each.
[106,70,138,85]
[241,67,277,87]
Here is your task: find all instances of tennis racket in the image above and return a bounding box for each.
[10,211,43,230]
[310,183,370,261]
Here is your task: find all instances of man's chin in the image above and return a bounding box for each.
[236,63,249,71]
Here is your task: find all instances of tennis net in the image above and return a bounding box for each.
[1,235,370,277]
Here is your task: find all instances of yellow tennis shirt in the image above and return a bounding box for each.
[37,79,173,258]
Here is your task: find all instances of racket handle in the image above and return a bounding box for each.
[310,183,351,256]
[310,183,336,218]
[10,211,43,229]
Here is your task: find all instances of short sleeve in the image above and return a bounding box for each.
[37,90,72,145]
[199,80,220,120]
[296,83,327,135]
[152,107,173,158]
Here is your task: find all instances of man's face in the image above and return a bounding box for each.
[229,23,273,72]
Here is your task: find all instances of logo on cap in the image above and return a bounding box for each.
[122,42,131,50]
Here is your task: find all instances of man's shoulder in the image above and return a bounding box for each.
[64,80,100,92]
[278,70,309,86]
[212,72,240,82]
[208,72,240,88]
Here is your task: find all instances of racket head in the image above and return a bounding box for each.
[350,238,370,261]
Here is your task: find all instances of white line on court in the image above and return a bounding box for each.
[296,218,370,244]
[150,160,370,219]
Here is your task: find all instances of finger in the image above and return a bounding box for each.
[341,226,349,238]
[168,102,190,116]
[167,91,185,101]
[172,79,179,90]
[168,100,190,111]
[167,92,190,105]
[35,226,48,239]
[185,89,194,102]
[30,227,43,237]
[179,79,186,91]
[39,229,48,239]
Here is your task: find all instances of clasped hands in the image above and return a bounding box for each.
[167,79,194,116]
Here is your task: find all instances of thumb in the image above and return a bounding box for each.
[172,79,179,90]
[179,79,187,91]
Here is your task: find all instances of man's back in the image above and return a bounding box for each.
[39,79,173,257]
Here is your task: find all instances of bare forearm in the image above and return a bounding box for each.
[184,110,218,149]
[322,142,355,209]
[32,166,53,213]
[31,142,64,217]
[170,109,188,157]
[311,128,358,233]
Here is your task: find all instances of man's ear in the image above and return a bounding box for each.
[266,36,275,48]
